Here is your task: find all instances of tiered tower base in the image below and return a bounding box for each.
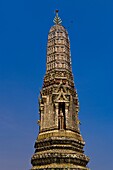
[31,130,89,170]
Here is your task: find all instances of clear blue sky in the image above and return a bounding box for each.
[0,0,113,170]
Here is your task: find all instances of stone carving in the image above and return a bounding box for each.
[31,11,90,170]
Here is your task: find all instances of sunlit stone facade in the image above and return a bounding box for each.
[31,11,90,170]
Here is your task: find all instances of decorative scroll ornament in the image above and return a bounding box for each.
[53,10,62,25]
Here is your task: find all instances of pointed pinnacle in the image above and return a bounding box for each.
[53,10,62,25]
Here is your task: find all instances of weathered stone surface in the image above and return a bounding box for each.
[31,11,90,170]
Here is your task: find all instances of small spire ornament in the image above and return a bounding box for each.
[53,9,62,25]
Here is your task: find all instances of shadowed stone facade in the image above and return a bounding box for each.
[31,11,90,170]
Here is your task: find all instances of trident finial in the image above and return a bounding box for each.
[53,10,62,25]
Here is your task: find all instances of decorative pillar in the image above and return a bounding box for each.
[65,102,69,128]
[40,104,44,131]
[55,103,59,129]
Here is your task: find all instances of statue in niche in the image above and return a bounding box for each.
[58,103,66,130]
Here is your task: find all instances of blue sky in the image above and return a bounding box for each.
[0,0,113,169]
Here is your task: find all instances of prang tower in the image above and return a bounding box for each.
[31,11,90,170]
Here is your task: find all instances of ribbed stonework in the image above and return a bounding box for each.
[31,11,90,170]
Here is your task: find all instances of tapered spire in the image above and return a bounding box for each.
[53,9,62,25]
[31,11,90,170]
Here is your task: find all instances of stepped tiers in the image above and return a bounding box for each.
[31,11,90,170]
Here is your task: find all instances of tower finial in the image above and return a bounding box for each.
[53,9,62,25]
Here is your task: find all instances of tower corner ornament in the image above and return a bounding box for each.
[31,11,90,170]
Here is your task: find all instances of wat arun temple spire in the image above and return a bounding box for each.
[31,11,90,170]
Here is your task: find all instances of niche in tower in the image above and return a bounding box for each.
[58,102,66,130]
